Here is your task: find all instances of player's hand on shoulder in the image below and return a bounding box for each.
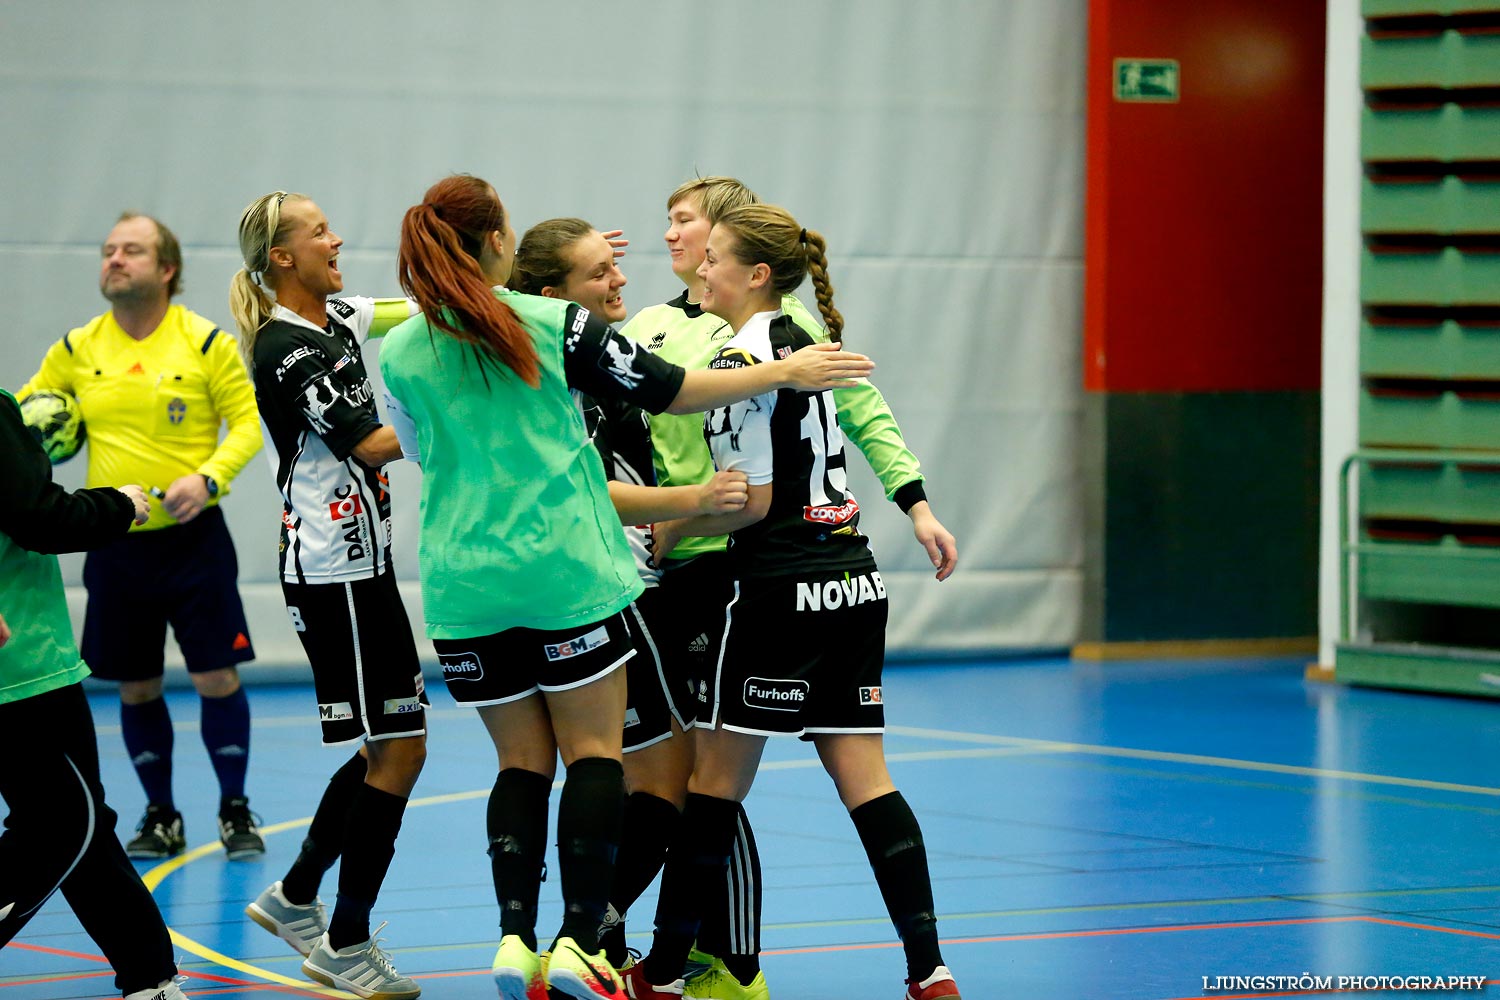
[117,485,151,526]
[161,474,210,524]
[778,341,875,391]
[699,470,749,515]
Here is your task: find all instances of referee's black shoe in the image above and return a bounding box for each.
[218,796,266,860]
[126,804,186,859]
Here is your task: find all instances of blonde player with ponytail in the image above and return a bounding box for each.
[229,191,427,1000]
[624,207,962,1000]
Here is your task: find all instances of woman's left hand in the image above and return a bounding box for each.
[909,501,958,581]
[778,342,875,391]
[651,519,685,565]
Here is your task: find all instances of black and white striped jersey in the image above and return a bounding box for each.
[704,309,873,578]
[251,298,392,584]
[579,391,662,588]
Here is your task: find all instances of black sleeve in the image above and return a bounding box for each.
[0,395,134,554]
[561,303,685,415]
[254,325,381,462]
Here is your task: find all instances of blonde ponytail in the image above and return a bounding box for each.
[229,268,276,365]
[230,190,302,365]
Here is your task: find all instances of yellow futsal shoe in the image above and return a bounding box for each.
[492,934,547,1000]
[682,965,769,1000]
[547,936,627,1000]
[682,946,723,981]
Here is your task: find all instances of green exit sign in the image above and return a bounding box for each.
[1114,58,1179,103]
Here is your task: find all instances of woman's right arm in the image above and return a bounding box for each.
[560,304,873,416]
[0,394,141,553]
[666,343,874,414]
[607,470,748,524]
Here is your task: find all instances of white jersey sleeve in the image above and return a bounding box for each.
[706,392,775,485]
[327,296,377,344]
[384,390,422,467]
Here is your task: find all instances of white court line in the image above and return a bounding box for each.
[886,725,1500,797]
[97,712,1499,797]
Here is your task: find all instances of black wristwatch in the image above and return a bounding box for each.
[200,474,219,498]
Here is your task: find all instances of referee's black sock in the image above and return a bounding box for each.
[327,782,407,951]
[602,791,681,965]
[556,757,624,953]
[200,687,251,802]
[644,792,738,987]
[489,768,552,951]
[282,753,366,905]
[120,696,175,809]
[850,791,944,983]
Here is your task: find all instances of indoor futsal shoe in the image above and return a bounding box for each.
[217,796,266,859]
[682,965,768,1000]
[492,934,547,1000]
[682,946,720,982]
[546,935,627,999]
[246,880,328,957]
[904,964,961,1000]
[122,977,190,1000]
[302,924,420,1000]
[126,804,186,859]
[620,961,685,998]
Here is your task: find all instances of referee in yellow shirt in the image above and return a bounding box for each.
[18,212,265,861]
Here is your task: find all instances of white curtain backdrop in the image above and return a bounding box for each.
[0,0,1086,668]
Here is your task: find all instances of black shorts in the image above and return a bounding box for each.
[707,567,889,738]
[435,612,634,707]
[622,588,695,753]
[81,506,255,679]
[281,572,427,746]
[658,551,737,707]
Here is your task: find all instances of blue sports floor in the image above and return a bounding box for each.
[5,656,1498,999]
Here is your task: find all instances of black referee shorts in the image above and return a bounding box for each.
[81,506,254,680]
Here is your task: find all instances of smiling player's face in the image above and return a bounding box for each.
[275,199,344,298]
[698,226,758,322]
[553,231,628,323]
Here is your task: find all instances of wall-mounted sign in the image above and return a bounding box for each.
[1114,59,1179,103]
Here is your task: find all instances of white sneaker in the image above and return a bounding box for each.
[123,976,189,1000]
[302,923,420,999]
[246,880,327,957]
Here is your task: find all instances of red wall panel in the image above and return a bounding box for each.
[1085,0,1326,392]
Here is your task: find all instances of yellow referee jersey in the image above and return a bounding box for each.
[18,305,262,531]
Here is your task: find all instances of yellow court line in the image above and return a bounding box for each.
[142,785,554,990]
[886,726,1500,797]
[145,727,1498,988]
